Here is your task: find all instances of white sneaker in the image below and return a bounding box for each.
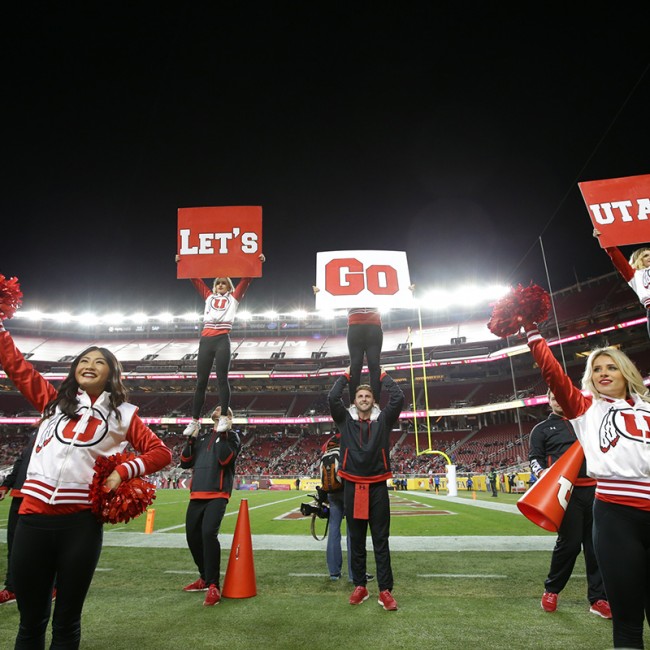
[216,415,230,433]
[183,419,200,437]
[370,404,380,421]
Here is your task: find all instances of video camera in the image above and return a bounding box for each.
[299,486,329,520]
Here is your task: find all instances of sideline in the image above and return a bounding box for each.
[96,531,555,551]
[0,492,549,551]
[405,490,521,514]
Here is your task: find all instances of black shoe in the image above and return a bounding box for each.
[365,573,375,582]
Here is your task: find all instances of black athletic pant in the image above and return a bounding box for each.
[12,510,102,650]
[347,324,383,403]
[344,480,393,592]
[191,334,232,419]
[4,496,22,592]
[185,498,228,587]
[544,485,605,604]
[593,500,650,649]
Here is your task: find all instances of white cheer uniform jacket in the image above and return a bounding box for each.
[527,328,650,511]
[0,330,172,510]
[191,277,252,336]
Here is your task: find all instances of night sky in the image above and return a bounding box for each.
[3,4,649,315]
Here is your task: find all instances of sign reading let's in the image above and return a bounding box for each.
[177,206,263,278]
[579,173,650,248]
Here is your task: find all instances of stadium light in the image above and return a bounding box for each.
[11,282,512,327]
[53,311,72,323]
[77,312,100,327]
[103,312,125,325]
[419,290,451,310]
[15,309,44,321]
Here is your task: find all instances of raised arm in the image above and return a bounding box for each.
[328,373,350,425]
[0,328,57,412]
[525,326,591,420]
[379,370,405,428]
[593,228,634,282]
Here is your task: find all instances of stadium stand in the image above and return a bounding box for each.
[1,271,648,485]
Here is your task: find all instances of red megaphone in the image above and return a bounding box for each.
[517,440,584,532]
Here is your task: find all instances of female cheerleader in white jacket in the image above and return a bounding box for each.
[525,322,650,649]
[0,322,172,650]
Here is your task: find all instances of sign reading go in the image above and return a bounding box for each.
[315,250,413,309]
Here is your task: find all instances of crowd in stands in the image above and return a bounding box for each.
[0,421,533,484]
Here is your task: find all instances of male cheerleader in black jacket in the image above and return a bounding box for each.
[328,366,404,611]
[180,407,241,606]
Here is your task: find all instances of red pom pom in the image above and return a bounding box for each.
[0,275,23,320]
[90,452,156,524]
[487,283,551,339]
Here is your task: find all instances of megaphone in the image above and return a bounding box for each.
[517,440,584,532]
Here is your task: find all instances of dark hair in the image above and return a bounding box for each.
[42,346,128,422]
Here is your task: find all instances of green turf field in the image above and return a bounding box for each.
[0,489,620,649]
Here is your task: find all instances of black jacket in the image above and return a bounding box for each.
[328,372,404,483]
[1,434,36,494]
[528,412,590,481]
[180,428,241,498]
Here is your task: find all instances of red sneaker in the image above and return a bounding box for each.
[541,592,557,612]
[589,600,612,619]
[203,584,221,606]
[0,589,16,605]
[349,586,369,605]
[183,577,208,592]
[378,589,398,611]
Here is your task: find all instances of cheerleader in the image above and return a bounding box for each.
[0,321,172,649]
[594,228,650,338]
[180,254,265,436]
[312,286,383,406]
[524,322,650,649]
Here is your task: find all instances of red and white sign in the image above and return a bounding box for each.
[315,250,413,309]
[177,206,263,278]
[578,173,650,248]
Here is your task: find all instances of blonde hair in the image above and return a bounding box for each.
[581,346,650,403]
[212,277,234,293]
[629,247,650,270]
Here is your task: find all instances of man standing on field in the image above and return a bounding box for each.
[328,366,404,611]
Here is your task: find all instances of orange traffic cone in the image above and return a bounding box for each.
[222,498,257,598]
[517,440,584,532]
